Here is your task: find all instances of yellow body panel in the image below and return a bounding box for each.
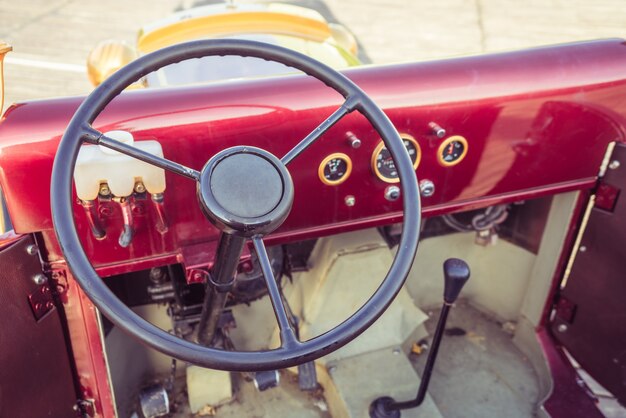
[138,11,332,54]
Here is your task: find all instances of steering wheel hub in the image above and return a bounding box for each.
[198,146,294,237]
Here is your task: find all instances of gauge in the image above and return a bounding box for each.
[437,135,468,167]
[319,153,352,185]
[371,134,421,183]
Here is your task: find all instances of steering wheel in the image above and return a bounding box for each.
[51,39,421,372]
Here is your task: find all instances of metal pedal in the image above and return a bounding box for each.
[298,361,318,391]
[253,370,280,392]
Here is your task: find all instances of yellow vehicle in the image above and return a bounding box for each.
[86,2,360,87]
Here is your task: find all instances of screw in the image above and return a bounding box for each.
[327,365,337,374]
[99,205,113,216]
[609,160,621,170]
[392,348,401,355]
[134,182,146,193]
[99,183,111,196]
[32,274,47,285]
[345,195,356,207]
[557,324,568,333]
[26,244,38,255]
[579,246,587,253]
[131,203,145,215]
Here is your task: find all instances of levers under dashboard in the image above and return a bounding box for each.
[369,258,471,418]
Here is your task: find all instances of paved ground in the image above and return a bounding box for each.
[1,0,626,106]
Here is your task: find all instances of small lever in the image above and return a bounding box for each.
[114,197,134,248]
[369,258,470,418]
[443,258,471,304]
[80,199,106,239]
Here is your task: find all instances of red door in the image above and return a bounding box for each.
[0,236,79,417]
[551,143,626,405]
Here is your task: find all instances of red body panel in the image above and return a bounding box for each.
[1,40,625,273]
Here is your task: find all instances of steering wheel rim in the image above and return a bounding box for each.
[51,39,421,372]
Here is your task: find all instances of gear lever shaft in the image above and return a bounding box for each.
[369,258,470,418]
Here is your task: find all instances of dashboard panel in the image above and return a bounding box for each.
[0,39,625,273]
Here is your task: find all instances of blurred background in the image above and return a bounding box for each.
[1,0,626,106]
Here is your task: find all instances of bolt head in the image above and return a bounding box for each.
[26,244,38,255]
[134,182,146,193]
[99,183,111,196]
[344,195,356,207]
[557,324,568,333]
[579,246,587,253]
[609,160,621,170]
[99,205,113,216]
[32,274,47,286]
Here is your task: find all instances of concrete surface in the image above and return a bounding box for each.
[1,0,626,106]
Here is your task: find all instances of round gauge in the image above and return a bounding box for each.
[437,135,468,167]
[319,153,352,186]
[371,134,421,183]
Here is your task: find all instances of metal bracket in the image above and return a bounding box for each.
[554,295,577,324]
[28,282,54,321]
[595,181,620,212]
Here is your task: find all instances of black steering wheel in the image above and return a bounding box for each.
[51,39,421,372]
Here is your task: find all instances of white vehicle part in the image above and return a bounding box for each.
[74,130,166,200]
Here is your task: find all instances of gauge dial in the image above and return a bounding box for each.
[319,153,352,185]
[371,135,421,183]
[437,135,468,167]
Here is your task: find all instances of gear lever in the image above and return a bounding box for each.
[369,258,470,418]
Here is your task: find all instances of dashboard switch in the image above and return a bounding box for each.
[384,185,401,201]
[346,131,362,148]
[428,122,446,138]
[419,179,435,197]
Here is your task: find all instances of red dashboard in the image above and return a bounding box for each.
[1,39,625,274]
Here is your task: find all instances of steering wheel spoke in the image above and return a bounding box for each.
[252,236,300,348]
[94,131,201,181]
[281,95,358,166]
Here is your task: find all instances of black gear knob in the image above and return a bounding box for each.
[443,258,470,304]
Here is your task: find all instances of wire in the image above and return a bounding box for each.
[442,205,509,233]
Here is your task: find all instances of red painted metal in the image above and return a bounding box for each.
[594,181,620,211]
[0,40,624,275]
[537,328,604,418]
[50,267,116,418]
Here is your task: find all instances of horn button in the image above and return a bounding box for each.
[198,146,294,237]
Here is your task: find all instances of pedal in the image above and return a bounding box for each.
[298,361,318,391]
[138,384,169,418]
[253,370,280,391]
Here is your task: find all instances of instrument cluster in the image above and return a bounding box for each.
[317,128,469,200]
